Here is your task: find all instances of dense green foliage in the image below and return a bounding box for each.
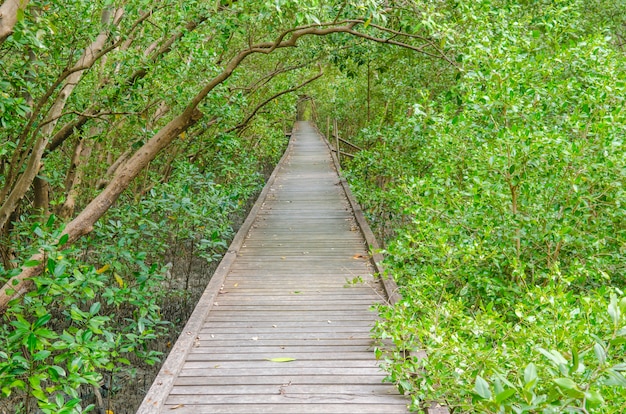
[0,0,300,410]
[2,0,626,412]
[317,1,626,412]
[0,152,270,412]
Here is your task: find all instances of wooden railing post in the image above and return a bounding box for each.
[333,119,340,167]
[326,116,330,142]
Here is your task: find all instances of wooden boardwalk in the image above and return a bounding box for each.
[137,121,409,413]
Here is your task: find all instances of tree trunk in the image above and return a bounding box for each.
[33,175,49,218]
[58,138,93,219]
[0,0,30,45]
[0,8,124,231]
[0,19,445,312]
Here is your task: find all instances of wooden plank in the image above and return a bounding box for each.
[165,393,407,405]
[187,350,379,359]
[178,347,375,357]
[169,384,397,395]
[183,360,381,369]
[186,352,378,361]
[199,320,375,329]
[204,314,378,322]
[193,339,375,348]
[198,328,374,336]
[162,404,409,413]
[138,122,409,413]
[174,375,386,386]
[178,364,384,380]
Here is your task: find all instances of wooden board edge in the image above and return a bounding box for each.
[311,123,401,305]
[311,122,450,414]
[136,127,295,414]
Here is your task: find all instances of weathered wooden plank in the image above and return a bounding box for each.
[165,393,408,405]
[178,366,384,377]
[187,351,379,361]
[169,384,397,395]
[178,347,376,357]
[214,291,381,298]
[186,351,378,361]
[209,305,379,311]
[183,360,381,370]
[204,313,377,321]
[199,320,375,329]
[173,375,386,386]
[199,328,376,336]
[161,404,409,413]
[212,302,377,309]
[138,122,410,413]
[214,292,378,299]
[193,338,375,348]
[204,314,378,322]
[199,328,375,335]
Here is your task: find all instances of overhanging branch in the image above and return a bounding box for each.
[227,63,324,134]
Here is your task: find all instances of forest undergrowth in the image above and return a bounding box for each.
[318,1,626,413]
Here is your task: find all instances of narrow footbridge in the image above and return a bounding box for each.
[137,121,408,413]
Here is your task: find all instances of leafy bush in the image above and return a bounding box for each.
[0,155,269,412]
[0,217,167,413]
[344,1,626,412]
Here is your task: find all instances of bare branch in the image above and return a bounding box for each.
[0,16,461,312]
[227,64,324,133]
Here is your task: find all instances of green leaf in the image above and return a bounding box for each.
[554,378,584,397]
[266,357,296,362]
[524,363,537,385]
[28,374,42,390]
[89,302,101,315]
[613,363,626,372]
[474,375,492,400]
[58,233,69,246]
[608,294,620,327]
[27,333,38,353]
[594,343,606,366]
[48,365,66,380]
[605,369,626,387]
[585,390,605,408]
[569,347,580,375]
[495,388,516,403]
[33,313,51,329]
[23,259,40,268]
[537,347,568,366]
[554,377,578,390]
[33,350,51,361]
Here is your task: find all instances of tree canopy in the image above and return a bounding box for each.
[1,0,625,412]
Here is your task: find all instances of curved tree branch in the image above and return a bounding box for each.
[227,63,324,134]
[0,17,457,312]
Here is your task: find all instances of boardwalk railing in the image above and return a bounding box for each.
[137,120,449,414]
[317,120,450,414]
[326,118,363,167]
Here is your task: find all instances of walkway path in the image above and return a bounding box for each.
[137,121,408,413]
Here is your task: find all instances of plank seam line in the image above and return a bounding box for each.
[136,127,296,414]
[314,123,449,414]
[313,123,401,304]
